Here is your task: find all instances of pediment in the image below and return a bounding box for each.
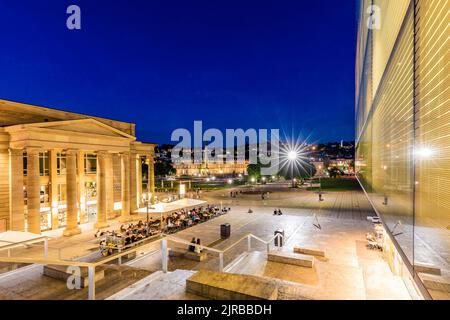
[7,118,135,140]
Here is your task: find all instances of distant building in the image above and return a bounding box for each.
[173,153,248,177]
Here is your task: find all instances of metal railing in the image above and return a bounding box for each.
[163,231,284,273]
[0,230,284,300]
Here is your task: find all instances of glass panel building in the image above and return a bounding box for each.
[355,0,449,299]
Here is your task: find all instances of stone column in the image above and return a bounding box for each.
[130,152,138,213]
[77,150,86,224]
[9,149,25,231]
[137,156,143,208]
[26,147,41,234]
[121,151,131,221]
[96,151,109,229]
[112,153,122,218]
[146,157,155,204]
[49,150,59,230]
[63,149,81,236]
[105,152,114,220]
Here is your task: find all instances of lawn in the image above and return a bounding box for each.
[306,177,361,192]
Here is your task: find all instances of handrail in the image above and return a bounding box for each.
[0,236,49,251]
[222,234,252,252]
[0,231,284,267]
[92,233,163,267]
[164,235,223,254]
[0,256,93,267]
[164,232,284,255]
[266,233,283,244]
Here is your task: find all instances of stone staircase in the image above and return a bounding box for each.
[420,270,450,294]
[107,269,198,300]
[186,269,313,300]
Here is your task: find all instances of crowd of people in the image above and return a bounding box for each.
[164,204,230,234]
[96,220,161,256]
[95,204,230,256]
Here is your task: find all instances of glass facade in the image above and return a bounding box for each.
[356,0,449,299]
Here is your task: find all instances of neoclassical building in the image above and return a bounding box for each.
[0,99,155,235]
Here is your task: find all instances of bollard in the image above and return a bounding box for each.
[219,252,224,272]
[161,239,168,273]
[88,266,95,300]
[274,229,284,247]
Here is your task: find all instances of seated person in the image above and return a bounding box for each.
[188,237,196,252]
[195,238,202,254]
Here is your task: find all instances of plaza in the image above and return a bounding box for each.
[0,182,437,300]
[0,0,448,304]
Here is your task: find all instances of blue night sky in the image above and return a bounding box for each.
[0,0,357,144]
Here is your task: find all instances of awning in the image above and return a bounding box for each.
[0,231,48,249]
[135,198,207,215]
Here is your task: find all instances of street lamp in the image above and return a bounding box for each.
[287,150,298,188]
[288,150,298,161]
[142,189,152,225]
[318,165,323,201]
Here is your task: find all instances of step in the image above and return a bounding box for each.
[223,252,249,273]
[293,246,326,258]
[186,269,278,300]
[268,251,314,268]
[169,247,207,262]
[107,269,197,300]
[414,263,441,276]
[419,273,450,293]
[106,271,164,300]
[43,264,105,288]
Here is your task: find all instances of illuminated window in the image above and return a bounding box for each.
[58,184,67,202]
[23,152,27,176]
[57,152,67,175]
[39,152,49,176]
[40,184,49,204]
[84,153,97,174]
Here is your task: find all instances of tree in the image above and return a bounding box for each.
[247,162,262,181]
[328,166,340,178]
[278,160,316,185]
[154,160,175,177]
